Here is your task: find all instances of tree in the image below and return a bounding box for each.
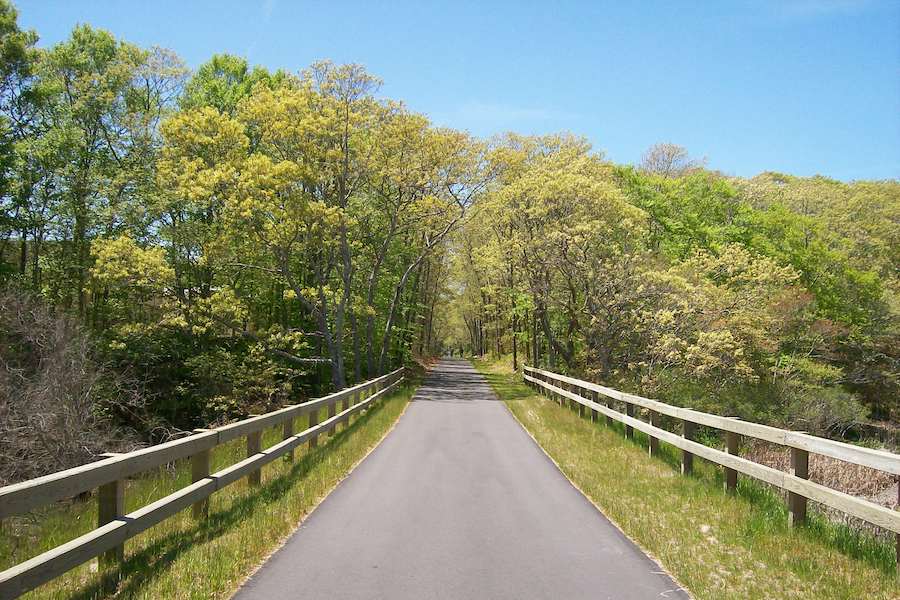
[376,127,493,373]
[0,0,38,280]
[180,53,283,116]
[32,26,185,318]
[639,142,705,178]
[228,64,382,388]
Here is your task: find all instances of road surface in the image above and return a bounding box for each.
[234,359,688,599]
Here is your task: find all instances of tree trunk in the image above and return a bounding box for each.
[512,311,518,371]
[18,230,26,276]
[322,312,345,389]
[479,316,484,357]
[378,258,421,374]
[351,311,362,383]
[537,302,573,367]
[31,234,42,288]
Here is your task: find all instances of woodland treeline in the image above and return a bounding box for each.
[0,3,487,482]
[444,137,899,435]
[0,2,897,482]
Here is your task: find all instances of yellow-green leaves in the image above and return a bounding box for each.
[232,152,339,250]
[191,287,248,335]
[158,106,248,204]
[91,235,174,290]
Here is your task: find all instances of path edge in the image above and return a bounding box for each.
[228,383,417,598]
[487,366,694,600]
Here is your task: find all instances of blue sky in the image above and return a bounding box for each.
[16,0,900,181]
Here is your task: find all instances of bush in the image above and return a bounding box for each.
[775,356,868,436]
[184,343,297,425]
[0,288,147,484]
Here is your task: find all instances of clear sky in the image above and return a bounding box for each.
[16,0,900,181]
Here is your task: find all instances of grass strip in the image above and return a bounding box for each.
[474,358,899,600]
[1,381,416,600]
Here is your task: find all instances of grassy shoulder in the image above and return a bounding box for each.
[2,380,418,600]
[473,357,899,600]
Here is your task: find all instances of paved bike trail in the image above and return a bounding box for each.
[234,359,688,599]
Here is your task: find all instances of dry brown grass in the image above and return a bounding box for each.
[744,440,898,538]
[744,440,896,503]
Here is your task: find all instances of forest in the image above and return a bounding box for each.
[0,0,897,486]
[443,140,899,438]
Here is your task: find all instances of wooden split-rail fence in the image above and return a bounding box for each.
[523,365,900,564]
[0,368,405,599]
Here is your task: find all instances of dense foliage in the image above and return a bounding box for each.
[443,136,899,433]
[0,2,481,460]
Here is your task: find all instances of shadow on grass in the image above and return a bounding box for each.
[64,386,410,600]
[479,367,897,576]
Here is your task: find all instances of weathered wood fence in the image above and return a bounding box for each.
[0,368,405,599]
[523,365,900,561]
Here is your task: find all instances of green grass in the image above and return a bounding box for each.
[474,358,899,600]
[1,381,417,599]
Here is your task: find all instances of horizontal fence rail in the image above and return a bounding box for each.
[522,365,900,559]
[0,368,405,599]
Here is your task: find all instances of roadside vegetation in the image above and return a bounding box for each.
[0,0,470,486]
[1,0,897,487]
[0,0,897,592]
[439,139,899,443]
[475,357,899,600]
[0,382,416,600]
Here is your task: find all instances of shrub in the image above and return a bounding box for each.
[0,288,146,484]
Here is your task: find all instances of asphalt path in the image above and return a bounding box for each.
[234,359,688,599]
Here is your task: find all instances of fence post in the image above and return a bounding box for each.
[681,419,696,476]
[576,385,585,418]
[328,396,337,436]
[625,403,634,439]
[789,447,809,527]
[283,417,295,463]
[369,379,380,409]
[605,398,613,427]
[648,411,659,457]
[309,407,319,449]
[247,430,262,486]
[348,390,359,426]
[97,454,125,567]
[724,429,739,494]
[590,390,598,422]
[191,432,211,518]
[341,392,351,429]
